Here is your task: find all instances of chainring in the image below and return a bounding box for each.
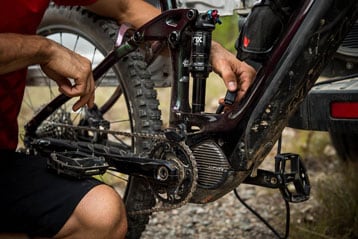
[149,141,198,206]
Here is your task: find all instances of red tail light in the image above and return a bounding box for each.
[330,102,358,118]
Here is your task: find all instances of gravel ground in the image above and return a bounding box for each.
[140,80,337,239]
[140,129,335,239]
[141,185,291,239]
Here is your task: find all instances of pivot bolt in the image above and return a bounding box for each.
[157,166,169,181]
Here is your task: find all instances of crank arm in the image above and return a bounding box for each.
[106,155,180,184]
[29,138,180,184]
[242,169,280,189]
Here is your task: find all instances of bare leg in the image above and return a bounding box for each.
[54,184,127,239]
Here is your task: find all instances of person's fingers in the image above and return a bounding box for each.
[54,75,95,111]
[87,92,95,109]
[40,43,96,110]
[235,62,257,101]
[220,64,238,92]
[72,74,95,111]
[56,77,73,95]
[86,74,95,109]
[67,79,87,97]
[236,76,250,101]
[72,95,90,111]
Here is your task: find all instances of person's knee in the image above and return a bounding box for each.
[82,184,127,238]
[56,184,127,239]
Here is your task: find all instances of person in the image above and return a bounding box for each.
[0,0,256,238]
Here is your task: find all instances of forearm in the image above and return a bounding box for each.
[86,0,160,28]
[0,33,52,74]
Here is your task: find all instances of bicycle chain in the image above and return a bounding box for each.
[41,121,198,215]
[41,120,167,140]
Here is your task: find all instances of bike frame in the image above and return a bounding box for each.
[25,0,358,203]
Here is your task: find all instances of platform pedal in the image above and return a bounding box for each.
[48,151,109,179]
[243,153,310,203]
[275,153,311,203]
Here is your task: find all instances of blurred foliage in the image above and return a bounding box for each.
[272,129,358,239]
[283,129,333,161]
[291,162,358,239]
[212,15,240,53]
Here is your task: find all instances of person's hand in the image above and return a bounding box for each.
[210,41,256,106]
[40,40,95,111]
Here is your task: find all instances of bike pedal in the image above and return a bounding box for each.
[48,151,109,179]
[275,153,311,203]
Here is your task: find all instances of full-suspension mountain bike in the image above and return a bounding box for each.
[19,0,357,238]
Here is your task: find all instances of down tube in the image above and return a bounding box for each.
[229,0,358,171]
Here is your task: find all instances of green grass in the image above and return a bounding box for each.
[282,130,358,239]
[266,129,358,239]
[212,15,240,53]
[291,161,358,239]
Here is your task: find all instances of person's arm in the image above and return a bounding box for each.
[0,33,52,74]
[86,0,160,28]
[211,41,256,102]
[87,0,256,102]
[0,33,95,111]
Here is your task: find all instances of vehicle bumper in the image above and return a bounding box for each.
[288,75,358,133]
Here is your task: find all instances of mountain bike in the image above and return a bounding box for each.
[20,0,357,238]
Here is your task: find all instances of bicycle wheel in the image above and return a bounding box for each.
[19,4,161,238]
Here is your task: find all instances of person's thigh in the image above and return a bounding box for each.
[0,151,102,237]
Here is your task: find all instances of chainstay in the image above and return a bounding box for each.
[41,120,167,140]
[40,121,198,215]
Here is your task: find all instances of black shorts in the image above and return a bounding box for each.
[0,151,102,237]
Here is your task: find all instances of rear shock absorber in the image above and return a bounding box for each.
[191,10,221,113]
